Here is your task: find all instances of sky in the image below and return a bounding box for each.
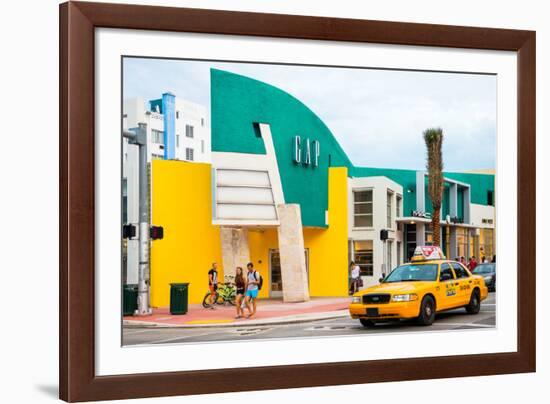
[123,57,496,171]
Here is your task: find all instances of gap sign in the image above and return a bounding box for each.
[293,136,320,167]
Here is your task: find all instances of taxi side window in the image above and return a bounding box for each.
[439,263,455,282]
[452,263,470,279]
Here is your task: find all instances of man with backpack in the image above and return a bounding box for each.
[244,262,262,319]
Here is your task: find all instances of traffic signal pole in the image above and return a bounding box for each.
[123,123,152,316]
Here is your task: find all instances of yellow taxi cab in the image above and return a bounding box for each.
[349,246,489,327]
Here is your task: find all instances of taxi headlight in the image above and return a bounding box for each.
[392,294,418,302]
[351,296,362,304]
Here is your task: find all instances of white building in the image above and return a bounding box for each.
[122,94,210,284]
[348,176,404,288]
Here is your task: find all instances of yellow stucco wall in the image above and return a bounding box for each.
[150,162,348,305]
[304,167,349,297]
[245,167,349,298]
[150,160,222,307]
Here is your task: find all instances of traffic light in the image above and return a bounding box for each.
[122,224,136,239]
[380,229,389,241]
[150,226,164,240]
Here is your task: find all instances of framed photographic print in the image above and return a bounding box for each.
[59,1,536,402]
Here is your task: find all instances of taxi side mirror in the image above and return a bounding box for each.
[379,273,386,283]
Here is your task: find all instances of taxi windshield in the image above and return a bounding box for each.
[384,264,438,283]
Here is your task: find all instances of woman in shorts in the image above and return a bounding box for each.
[234,267,246,319]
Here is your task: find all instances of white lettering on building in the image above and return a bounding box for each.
[293,135,320,167]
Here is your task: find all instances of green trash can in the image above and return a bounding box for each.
[123,284,138,316]
[170,283,190,315]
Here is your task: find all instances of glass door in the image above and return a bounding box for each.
[269,249,309,297]
[269,249,283,298]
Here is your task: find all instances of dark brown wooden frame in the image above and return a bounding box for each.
[60,1,536,402]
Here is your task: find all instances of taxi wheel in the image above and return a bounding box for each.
[465,290,481,314]
[360,319,376,328]
[417,296,436,326]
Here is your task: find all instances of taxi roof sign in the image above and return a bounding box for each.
[412,246,446,261]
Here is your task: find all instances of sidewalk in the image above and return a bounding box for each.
[123,297,351,328]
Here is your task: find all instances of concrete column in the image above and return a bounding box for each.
[449,226,458,259]
[277,204,310,302]
[449,183,458,218]
[220,227,250,280]
[416,222,425,246]
[416,171,425,213]
[463,187,471,223]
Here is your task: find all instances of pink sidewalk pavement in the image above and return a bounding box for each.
[124,297,350,327]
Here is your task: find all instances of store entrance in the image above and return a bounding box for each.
[269,249,309,297]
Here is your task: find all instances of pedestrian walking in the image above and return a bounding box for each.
[234,267,245,319]
[244,262,261,319]
[207,262,219,309]
[350,261,361,294]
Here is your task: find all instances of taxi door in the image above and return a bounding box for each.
[435,262,460,311]
[452,262,474,305]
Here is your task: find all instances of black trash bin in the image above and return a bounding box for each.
[123,284,138,316]
[170,283,190,315]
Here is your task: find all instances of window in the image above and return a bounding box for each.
[424,223,434,245]
[201,139,205,154]
[396,194,402,218]
[439,263,455,281]
[405,224,417,261]
[456,227,469,259]
[452,262,470,278]
[201,117,205,127]
[353,240,373,276]
[386,240,393,272]
[185,148,194,161]
[387,190,394,228]
[487,190,494,206]
[353,190,373,227]
[176,135,180,148]
[176,110,180,119]
[481,228,494,260]
[151,129,164,145]
[185,125,194,138]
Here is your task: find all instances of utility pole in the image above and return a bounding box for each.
[123,123,152,316]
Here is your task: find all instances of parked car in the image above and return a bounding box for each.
[472,262,496,292]
[349,246,489,327]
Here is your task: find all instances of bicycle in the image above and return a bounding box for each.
[202,282,236,308]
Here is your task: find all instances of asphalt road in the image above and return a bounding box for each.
[123,292,496,346]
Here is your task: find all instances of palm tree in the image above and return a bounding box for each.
[423,128,444,247]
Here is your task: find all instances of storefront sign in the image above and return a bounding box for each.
[412,210,431,219]
[450,216,464,224]
[293,135,320,167]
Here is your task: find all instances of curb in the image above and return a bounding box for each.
[123,310,350,329]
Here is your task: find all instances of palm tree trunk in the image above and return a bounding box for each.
[432,208,441,246]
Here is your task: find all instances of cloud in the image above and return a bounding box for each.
[123,58,496,171]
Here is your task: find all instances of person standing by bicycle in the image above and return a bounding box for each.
[208,262,219,309]
[244,262,260,319]
[234,267,245,319]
